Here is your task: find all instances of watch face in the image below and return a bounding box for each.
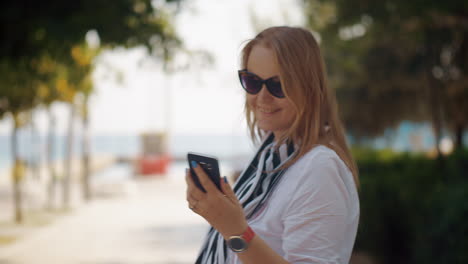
[228,237,248,252]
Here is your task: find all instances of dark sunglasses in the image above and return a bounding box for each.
[238,69,285,98]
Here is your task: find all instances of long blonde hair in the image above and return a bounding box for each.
[241,26,359,186]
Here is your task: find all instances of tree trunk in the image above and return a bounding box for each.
[453,31,467,152]
[46,107,58,210]
[81,97,91,201]
[11,116,23,223]
[29,110,40,180]
[454,122,465,151]
[425,29,444,159]
[62,104,75,209]
[426,73,443,158]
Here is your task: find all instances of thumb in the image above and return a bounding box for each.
[221,176,236,200]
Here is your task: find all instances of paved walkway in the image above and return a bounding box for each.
[0,166,208,264]
[0,156,116,223]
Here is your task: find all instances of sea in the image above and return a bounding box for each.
[0,132,256,172]
[0,121,464,172]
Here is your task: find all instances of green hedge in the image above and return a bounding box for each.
[353,148,468,264]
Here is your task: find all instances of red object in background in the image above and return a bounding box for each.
[137,154,171,175]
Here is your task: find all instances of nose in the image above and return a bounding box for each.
[256,83,274,102]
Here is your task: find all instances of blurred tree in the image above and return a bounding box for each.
[0,0,184,222]
[0,59,39,222]
[69,43,96,203]
[304,0,468,154]
[36,54,62,210]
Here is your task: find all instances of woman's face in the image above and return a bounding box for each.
[246,45,296,139]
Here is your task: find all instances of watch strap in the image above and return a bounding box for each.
[241,226,255,243]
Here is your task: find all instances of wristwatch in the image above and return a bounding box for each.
[226,226,255,253]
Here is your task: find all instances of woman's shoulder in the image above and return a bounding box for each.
[295,144,345,168]
[279,144,359,214]
[286,144,353,186]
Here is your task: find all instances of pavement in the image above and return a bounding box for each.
[0,163,209,264]
[0,156,116,223]
[0,161,377,264]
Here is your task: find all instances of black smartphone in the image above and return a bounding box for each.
[187,152,221,192]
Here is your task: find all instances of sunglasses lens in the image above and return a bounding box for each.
[239,70,285,98]
[266,80,285,98]
[240,74,262,94]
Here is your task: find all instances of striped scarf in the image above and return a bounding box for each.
[195,133,296,264]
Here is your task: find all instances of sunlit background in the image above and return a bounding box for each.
[1,0,467,263]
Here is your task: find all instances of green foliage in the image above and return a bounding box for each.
[354,148,468,264]
[0,0,184,119]
[0,0,182,60]
[0,59,39,117]
[304,0,468,148]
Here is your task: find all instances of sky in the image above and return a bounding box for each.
[0,0,305,136]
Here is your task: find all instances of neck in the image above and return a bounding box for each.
[273,131,286,143]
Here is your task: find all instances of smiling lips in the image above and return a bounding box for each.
[257,106,281,115]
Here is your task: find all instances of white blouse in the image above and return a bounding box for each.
[226,145,360,264]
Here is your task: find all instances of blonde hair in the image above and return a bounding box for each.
[241,26,359,186]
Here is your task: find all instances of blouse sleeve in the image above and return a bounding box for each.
[281,152,357,264]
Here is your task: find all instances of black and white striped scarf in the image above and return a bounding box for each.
[195,133,296,264]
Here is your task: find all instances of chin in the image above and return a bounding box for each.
[257,122,276,132]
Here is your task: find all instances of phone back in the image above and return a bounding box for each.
[187,152,221,192]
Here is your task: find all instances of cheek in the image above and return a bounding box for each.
[282,101,296,121]
[246,94,255,108]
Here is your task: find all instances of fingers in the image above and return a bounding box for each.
[187,194,198,207]
[221,176,237,201]
[185,168,204,201]
[190,161,218,194]
[187,197,202,213]
[186,173,203,214]
[185,168,190,184]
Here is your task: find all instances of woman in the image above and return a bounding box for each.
[185,26,360,264]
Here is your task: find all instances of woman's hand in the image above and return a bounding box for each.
[185,162,248,239]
